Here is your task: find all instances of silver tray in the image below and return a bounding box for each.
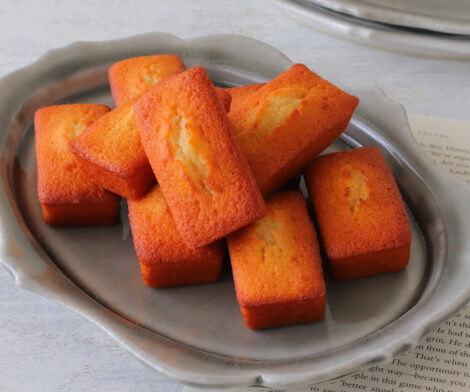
[273,0,470,60]
[303,0,470,35]
[1,33,470,389]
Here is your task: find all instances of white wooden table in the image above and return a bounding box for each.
[1,1,469,391]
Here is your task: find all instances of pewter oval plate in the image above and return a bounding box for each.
[1,33,470,389]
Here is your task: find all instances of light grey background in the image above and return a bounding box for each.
[1,1,469,391]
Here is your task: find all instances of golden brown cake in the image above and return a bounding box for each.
[305,146,412,281]
[134,66,266,248]
[226,83,264,112]
[228,191,326,329]
[229,63,359,196]
[128,185,224,288]
[35,104,120,225]
[215,87,232,112]
[70,101,155,200]
[108,54,186,107]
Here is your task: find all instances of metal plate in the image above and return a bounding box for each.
[304,0,470,35]
[1,33,470,389]
[273,0,470,60]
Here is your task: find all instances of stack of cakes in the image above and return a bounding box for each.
[34,54,411,330]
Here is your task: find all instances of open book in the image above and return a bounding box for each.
[184,114,470,392]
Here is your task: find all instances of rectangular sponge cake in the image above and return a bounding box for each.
[305,146,412,281]
[108,54,186,107]
[128,185,224,288]
[108,54,231,111]
[229,64,359,196]
[70,102,156,200]
[134,66,266,249]
[227,191,326,329]
[35,104,121,226]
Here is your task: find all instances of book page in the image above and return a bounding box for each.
[184,114,470,392]
[408,114,470,184]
